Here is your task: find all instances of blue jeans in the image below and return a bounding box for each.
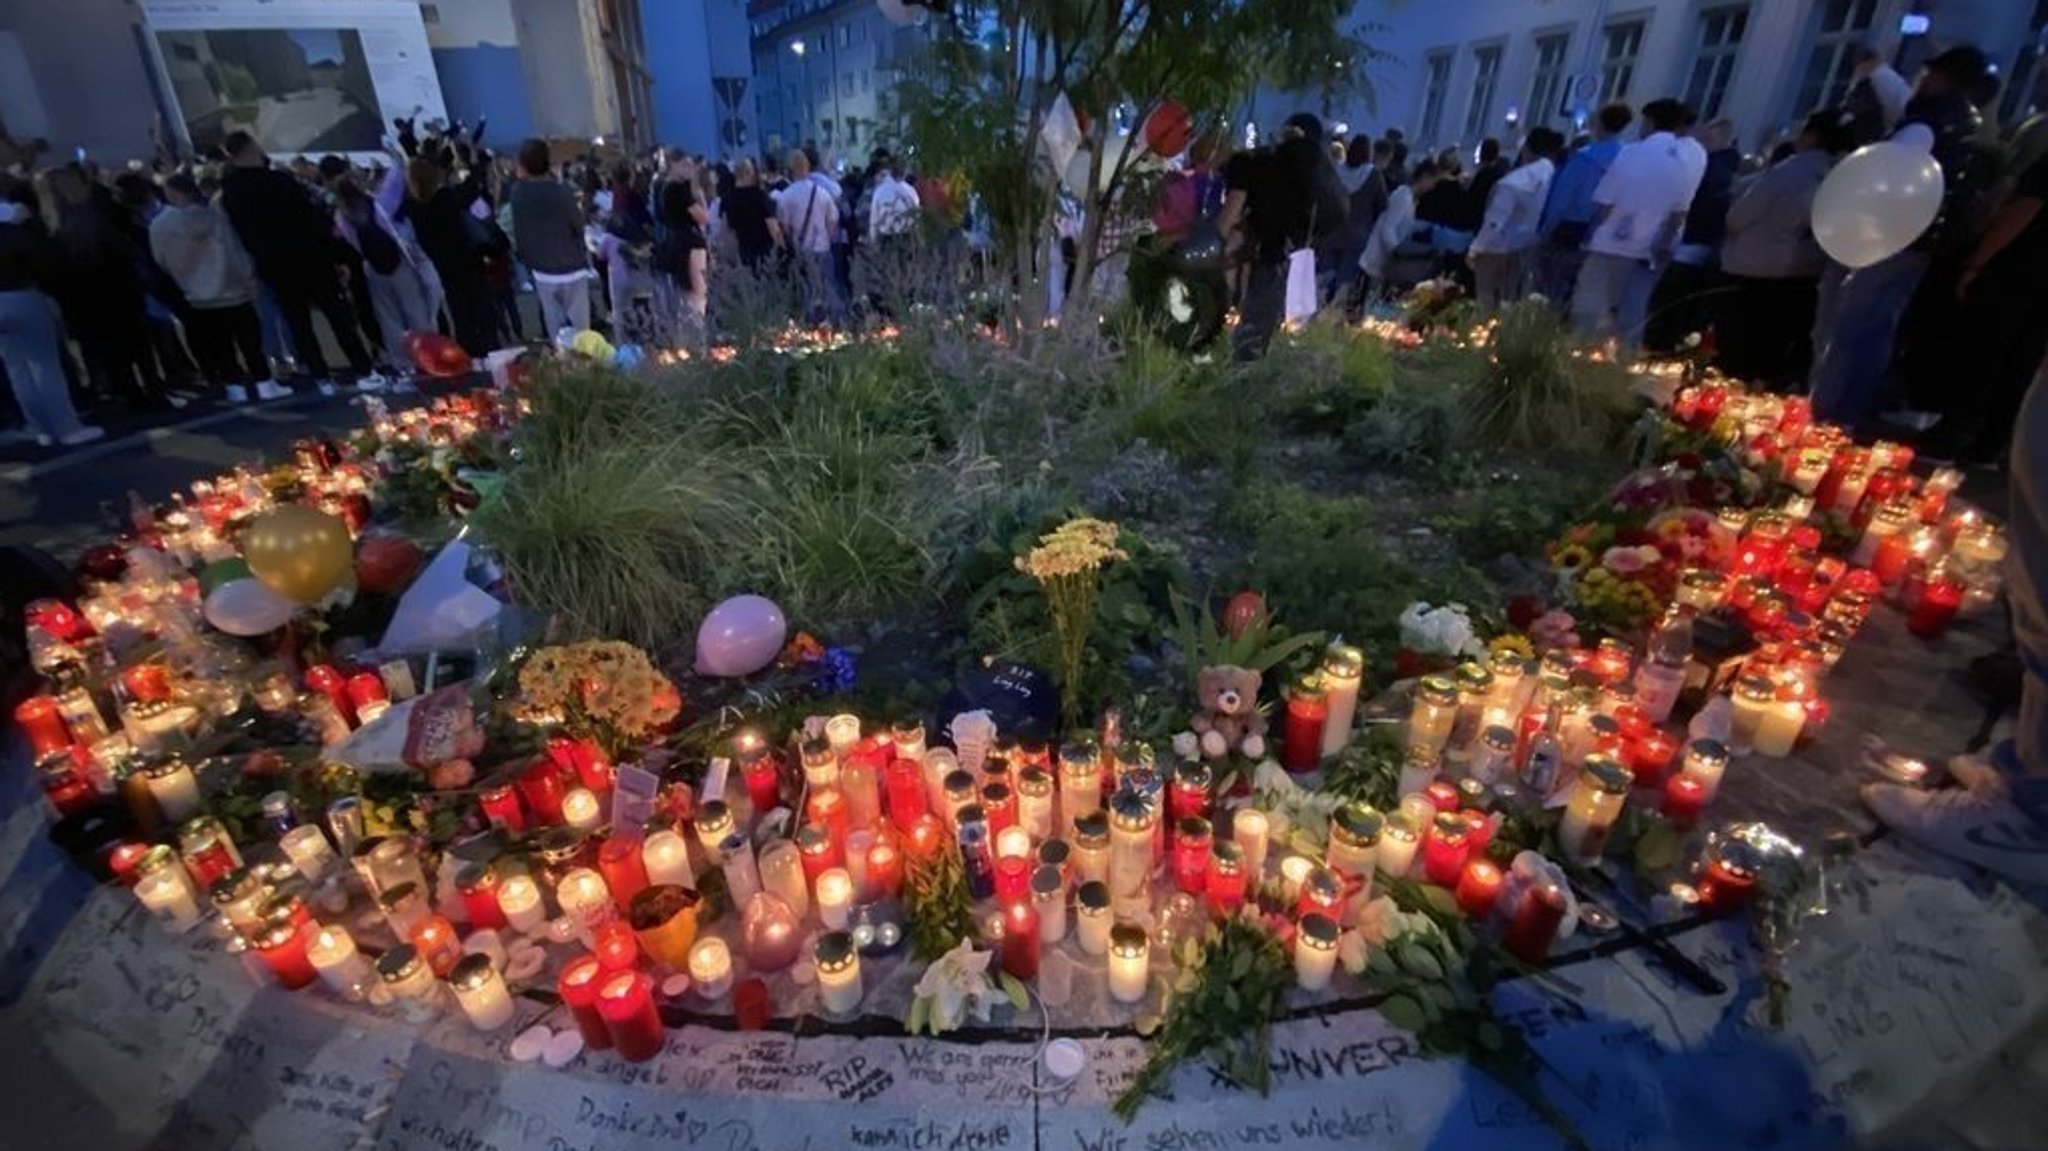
[0,289,87,440]
[1571,252,1658,348]
[799,249,845,326]
[1808,250,1927,429]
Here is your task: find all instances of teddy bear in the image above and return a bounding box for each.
[1187,664,1268,760]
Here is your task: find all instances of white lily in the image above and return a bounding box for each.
[911,938,1001,1032]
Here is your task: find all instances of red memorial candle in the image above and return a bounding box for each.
[1422,814,1472,887]
[345,671,388,714]
[1696,857,1758,915]
[866,834,905,898]
[1906,571,1964,639]
[741,746,782,818]
[593,919,640,971]
[1662,773,1709,828]
[457,865,510,931]
[304,664,355,725]
[807,787,850,850]
[796,824,842,886]
[121,664,172,704]
[998,901,1040,981]
[478,784,526,833]
[1172,817,1211,895]
[596,970,664,1062]
[1281,678,1328,773]
[253,922,319,990]
[1504,882,1567,964]
[885,758,927,831]
[1626,729,1681,787]
[14,696,71,760]
[993,853,1032,903]
[517,759,568,825]
[598,836,651,914]
[1453,860,1504,919]
[558,955,614,1050]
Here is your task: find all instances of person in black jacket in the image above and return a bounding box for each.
[403,155,498,356]
[217,132,372,386]
[43,164,171,412]
[0,175,101,445]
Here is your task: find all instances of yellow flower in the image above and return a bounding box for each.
[1488,634,1535,662]
[1017,517,1128,583]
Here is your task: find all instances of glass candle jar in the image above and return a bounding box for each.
[368,838,428,899]
[719,832,761,909]
[1320,643,1367,757]
[252,920,319,990]
[743,891,805,971]
[449,953,515,1030]
[628,884,701,970]
[1377,812,1421,878]
[1673,568,1728,613]
[866,834,905,898]
[496,872,547,934]
[143,757,203,824]
[1294,913,1339,991]
[1454,859,1505,918]
[1108,925,1150,1004]
[1076,881,1112,956]
[980,782,1018,837]
[1072,812,1111,887]
[993,852,1032,903]
[842,754,882,833]
[597,970,664,1062]
[1032,864,1068,943]
[554,868,613,934]
[825,714,861,758]
[815,868,855,930]
[801,736,840,792]
[688,937,734,999]
[307,925,372,998]
[1204,840,1247,917]
[1106,789,1159,905]
[1171,817,1212,895]
[1408,676,1459,754]
[1504,882,1567,964]
[517,760,568,826]
[1017,768,1055,841]
[956,805,995,899]
[278,824,338,883]
[795,823,843,888]
[597,836,651,914]
[1325,802,1383,885]
[1470,725,1515,784]
[378,944,441,1020]
[456,863,509,931]
[641,828,695,889]
[15,696,70,760]
[942,770,979,830]
[1230,808,1270,880]
[1296,866,1345,922]
[885,758,928,831]
[558,954,613,1049]
[814,930,863,1016]
[738,741,781,818]
[1281,675,1329,772]
[1558,758,1632,865]
[1681,739,1730,803]
[891,720,927,764]
[212,868,269,938]
[995,900,1040,980]
[1728,675,1777,751]
[1449,663,1496,752]
[136,858,203,932]
[1421,813,1473,887]
[1058,742,1104,835]
[758,839,811,919]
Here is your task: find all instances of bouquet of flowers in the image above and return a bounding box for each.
[516,640,681,754]
[1016,517,1128,727]
[1394,601,1485,679]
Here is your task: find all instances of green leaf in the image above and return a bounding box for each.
[1365,947,1398,979]
[1230,950,1253,980]
[1395,942,1445,982]
[1381,993,1428,1033]
[999,973,1030,1012]
[1634,822,1683,873]
[906,996,932,1036]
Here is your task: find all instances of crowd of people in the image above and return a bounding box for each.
[1218,43,2046,469]
[0,117,946,450]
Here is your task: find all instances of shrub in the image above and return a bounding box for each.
[1462,300,1638,452]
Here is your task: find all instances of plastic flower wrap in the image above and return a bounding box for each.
[1398,602,1485,660]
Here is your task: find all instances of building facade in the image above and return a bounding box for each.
[745,0,936,162]
[643,0,756,158]
[1342,0,2048,153]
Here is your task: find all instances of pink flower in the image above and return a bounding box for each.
[1602,546,1651,576]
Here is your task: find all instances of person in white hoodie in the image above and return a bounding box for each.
[149,173,272,398]
[1351,158,1444,313]
[1467,128,1564,309]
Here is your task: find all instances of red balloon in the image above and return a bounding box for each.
[1222,591,1268,639]
[355,535,425,596]
[410,332,472,379]
[1144,102,1193,158]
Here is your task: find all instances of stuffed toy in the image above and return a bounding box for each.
[1188,664,1268,760]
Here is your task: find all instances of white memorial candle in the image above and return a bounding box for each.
[307,926,373,998]
[1108,925,1149,1004]
[689,938,733,999]
[1294,914,1339,991]
[496,874,546,934]
[450,954,515,1030]
[561,787,603,832]
[816,868,854,929]
[641,829,695,888]
[135,866,202,931]
[278,825,338,882]
[1231,808,1269,881]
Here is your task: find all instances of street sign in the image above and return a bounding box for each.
[1563,71,1601,116]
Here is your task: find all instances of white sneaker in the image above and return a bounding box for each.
[225,384,251,404]
[58,426,106,447]
[166,394,189,410]
[35,434,54,448]
[357,372,390,393]
[1863,782,2048,886]
[255,379,295,401]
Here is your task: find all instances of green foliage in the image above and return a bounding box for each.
[1431,468,1607,564]
[1115,917,1295,1122]
[905,846,979,962]
[1104,334,1260,474]
[1341,375,1465,470]
[1463,301,1639,453]
[1320,724,1406,807]
[1254,320,1397,432]
[1166,588,1325,686]
[963,518,1190,707]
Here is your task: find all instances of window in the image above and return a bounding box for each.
[1685,6,1749,117]
[1791,0,1879,115]
[841,72,854,97]
[1599,19,1646,102]
[839,24,851,48]
[2002,2,2048,124]
[860,69,870,93]
[1464,44,1503,139]
[1419,51,1453,143]
[1527,32,1571,126]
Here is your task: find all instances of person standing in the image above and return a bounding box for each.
[1353,158,1443,312]
[1536,103,1632,308]
[509,138,592,337]
[1715,111,1853,389]
[1329,137,1390,305]
[1808,47,1991,430]
[1917,153,2048,464]
[0,177,100,446]
[1219,112,1340,361]
[1646,116,1740,350]
[218,131,371,388]
[402,156,498,357]
[333,168,438,380]
[656,150,710,337]
[719,159,782,273]
[1571,99,1700,349]
[776,149,843,326]
[1845,46,1913,146]
[150,174,269,398]
[1467,128,1562,309]
[862,151,922,310]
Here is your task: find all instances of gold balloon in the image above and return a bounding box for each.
[242,505,355,603]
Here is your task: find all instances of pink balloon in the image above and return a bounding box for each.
[694,595,789,677]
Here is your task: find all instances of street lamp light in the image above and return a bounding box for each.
[790,39,806,57]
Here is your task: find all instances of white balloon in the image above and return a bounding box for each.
[1811,142,1945,269]
[204,578,299,636]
